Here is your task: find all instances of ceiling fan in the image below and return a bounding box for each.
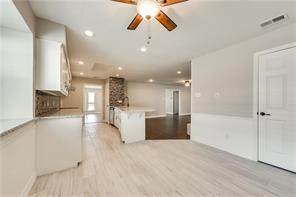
[111,0,188,31]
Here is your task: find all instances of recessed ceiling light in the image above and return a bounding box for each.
[148,79,154,82]
[177,71,182,74]
[84,30,94,37]
[118,66,123,70]
[79,72,84,75]
[78,61,84,65]
[140,47,147,52]
[116,74,120,77]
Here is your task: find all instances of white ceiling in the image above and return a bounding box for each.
[29,0,296,84]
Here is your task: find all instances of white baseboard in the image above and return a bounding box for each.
[145,115,167,119]
[166,112,173,114]
[179,113,191,116]
[20,172,36,197]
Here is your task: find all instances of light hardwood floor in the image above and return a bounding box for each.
[29,123,296,197]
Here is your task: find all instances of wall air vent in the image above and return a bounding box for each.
[260,13,288,28]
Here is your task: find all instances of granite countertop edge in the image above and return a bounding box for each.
[38,114,84,120]
[0,118,37,137]
[115,106,155,113]
[38,109,84,120]
[1,109,83,137]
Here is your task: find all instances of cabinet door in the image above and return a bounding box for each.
[36,39,61,91]
[114,109,121,129]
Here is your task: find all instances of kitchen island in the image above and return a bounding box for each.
[114,106,154,143]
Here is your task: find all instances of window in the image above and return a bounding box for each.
[87,92,95,111]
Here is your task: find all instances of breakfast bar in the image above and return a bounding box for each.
[114,106,154,143]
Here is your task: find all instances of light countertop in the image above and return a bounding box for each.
[115,106,155,113]
[39,109,83,119]
[1,109,83,137]
[0,118,36,137]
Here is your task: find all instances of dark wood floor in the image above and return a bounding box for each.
[146,114,190,140]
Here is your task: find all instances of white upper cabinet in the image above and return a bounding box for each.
[36,38,71,96]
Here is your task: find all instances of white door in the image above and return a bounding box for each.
[258,46,296,172]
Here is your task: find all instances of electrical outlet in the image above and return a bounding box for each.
[195,92,201,98]
[214,92,220,98]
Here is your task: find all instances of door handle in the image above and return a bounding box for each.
[260,112,271,116]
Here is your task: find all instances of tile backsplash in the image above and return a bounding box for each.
[109,77,125,106]
[35,91,60,116]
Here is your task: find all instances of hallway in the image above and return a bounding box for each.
[84,113,102,124]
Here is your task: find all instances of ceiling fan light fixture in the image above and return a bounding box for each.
[185,80,190,87]
[137,0,160,21]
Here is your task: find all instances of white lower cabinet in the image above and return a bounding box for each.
[114,107,154,143]
[114,108,121,130]
[36,117,82,176]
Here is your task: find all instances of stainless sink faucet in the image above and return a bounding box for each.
[123,96,129,107]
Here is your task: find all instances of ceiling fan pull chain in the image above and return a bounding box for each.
[147,20,152,45]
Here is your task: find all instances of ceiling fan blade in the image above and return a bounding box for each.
[155,10,177,31]
[111,0,136,5]
[160,0,188,7]
[127,14,143,30]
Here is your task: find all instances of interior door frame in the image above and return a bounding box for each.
[165,89,182,115]
[173,90,180,115]
[83,83,103,114]
[253,42,296,161]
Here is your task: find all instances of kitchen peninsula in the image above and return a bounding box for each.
[114,107,154,143]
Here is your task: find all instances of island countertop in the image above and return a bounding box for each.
[115,106,155,113]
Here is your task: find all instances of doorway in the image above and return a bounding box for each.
[165,89,181,115]
[173,91,179,115]
[256,44,296,172]
[83,84,103,124]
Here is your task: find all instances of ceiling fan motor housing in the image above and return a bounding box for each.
[112,0,188,31]
[137,0,161,21]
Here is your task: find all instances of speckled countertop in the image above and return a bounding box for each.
[39,109,83,120]
[115,106,155,113]
[0,109,83,137]
[0,118,36,137]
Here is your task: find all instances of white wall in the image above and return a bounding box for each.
[0,27,34,119]
[127,82,191,117]
[0,122,36,197]
[61,77,105,116]
[165,89,188,114]
[191,23,296,160]
[0,1,36,196]
[35,17,67,48]
[12,0,36,33]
